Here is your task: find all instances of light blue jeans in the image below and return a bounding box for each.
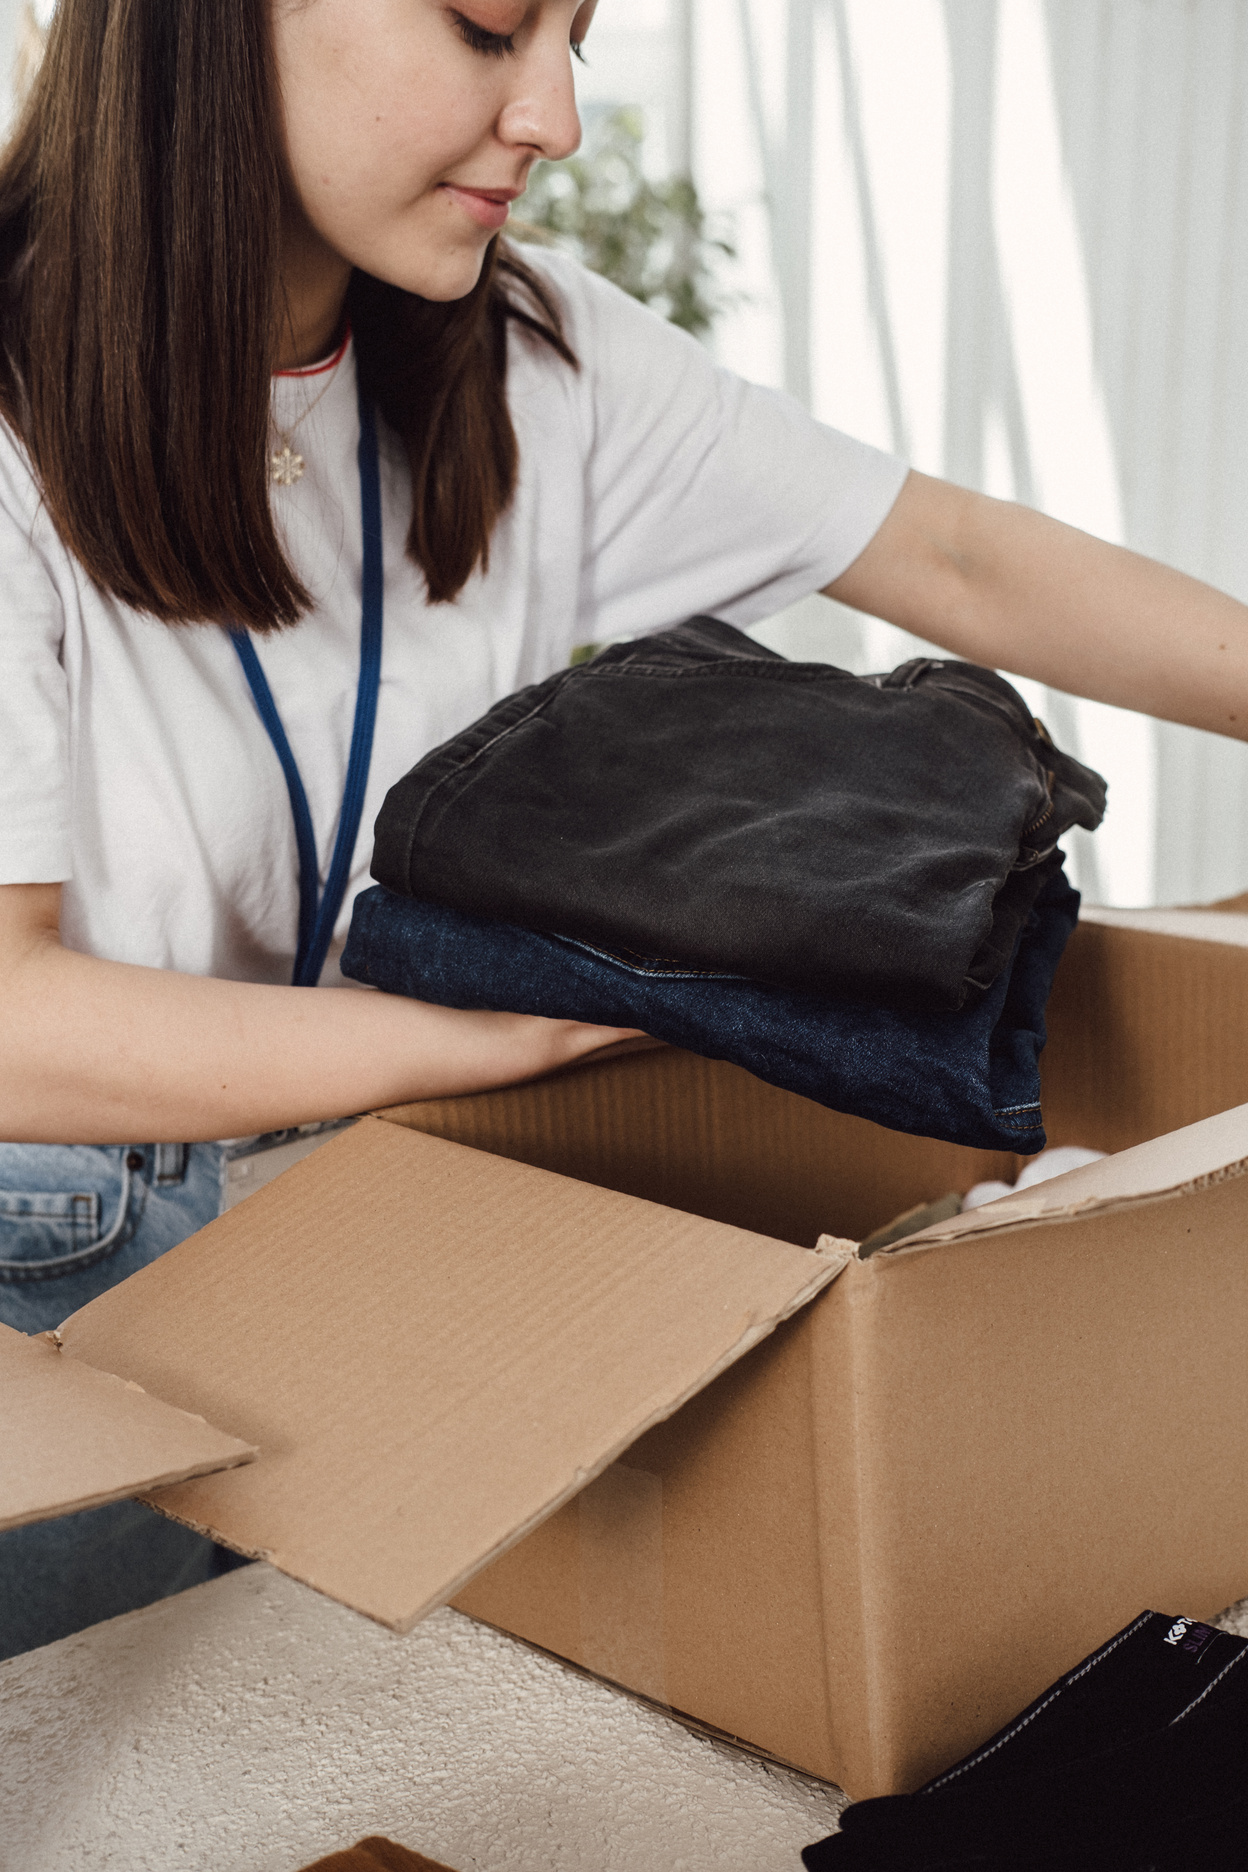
[0,1137,290,1660]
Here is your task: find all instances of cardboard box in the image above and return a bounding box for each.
[6,905,1248,1798]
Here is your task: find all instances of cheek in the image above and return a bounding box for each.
[276,14,497,223]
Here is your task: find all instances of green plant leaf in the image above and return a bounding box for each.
[512,108,736,338]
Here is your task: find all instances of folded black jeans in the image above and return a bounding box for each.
[342,858,1078,1152]
[803,1610,1248,1871]
[370,617,1106,1011]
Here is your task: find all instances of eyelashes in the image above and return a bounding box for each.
[452,13,518,59]
[451,12,588,64]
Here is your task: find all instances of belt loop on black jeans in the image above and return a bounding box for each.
[152,1143,189,1186]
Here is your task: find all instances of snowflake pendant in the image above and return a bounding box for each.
[270,443,305,486]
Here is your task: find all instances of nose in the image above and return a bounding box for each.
[496,39,582,163]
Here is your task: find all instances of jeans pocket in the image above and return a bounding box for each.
[0,1155,136,1284]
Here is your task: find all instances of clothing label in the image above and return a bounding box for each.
[1161,1616,1217,1659]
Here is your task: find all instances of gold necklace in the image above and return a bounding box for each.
[270,341,347,485]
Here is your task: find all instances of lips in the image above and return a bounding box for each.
[439,184,522,232]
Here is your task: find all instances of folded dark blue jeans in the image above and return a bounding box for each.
[342,858,1079,1153]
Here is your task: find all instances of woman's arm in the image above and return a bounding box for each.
[827,471,1248,740]
[0,884,638,1144]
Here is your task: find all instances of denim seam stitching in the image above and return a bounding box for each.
[0,1156,138,1284]
[921,1612,1156,1791]
[992,1109,1045,1132]
[585,660,854,684]
[398,679,575,876]
[1170,1644,1248,1723]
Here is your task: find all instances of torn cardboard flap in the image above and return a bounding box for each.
[0,1321,255,1532]
[53,1117,851,1631]
[877,1100,1248,1253]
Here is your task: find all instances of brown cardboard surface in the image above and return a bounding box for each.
[1042,917,1248,1151]
[858,1192,962,1254]
[454,1301,840,1777]
[380,1044,1023,1248]
[816,1171,1248,1790]
[885,1100,1248,1251]
[56,1117,848,1631]
[376,954,1248,1795]
[455,1119,1248,1793]
[0,1321,254,1531]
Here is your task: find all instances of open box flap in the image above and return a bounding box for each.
[0,1321,255,1531]
[875,1101,1248,1253]
[55,1117,852,1631]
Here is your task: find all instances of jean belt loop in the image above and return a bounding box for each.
[153,1143,189,1186]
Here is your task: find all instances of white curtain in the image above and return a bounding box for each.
[690,0,1248,907]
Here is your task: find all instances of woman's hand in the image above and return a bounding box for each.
[0,883,644,1144]
[827,470,1248,740]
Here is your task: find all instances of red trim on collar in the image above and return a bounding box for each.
[273,326,352,379]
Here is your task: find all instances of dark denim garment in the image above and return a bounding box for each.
[342,859,1079,1152]
[802,1611,1248,1871]
[370,617,1105,1012]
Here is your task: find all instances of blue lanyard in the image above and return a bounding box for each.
[229,389,384,988]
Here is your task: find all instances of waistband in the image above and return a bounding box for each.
[216,1119,357,1162]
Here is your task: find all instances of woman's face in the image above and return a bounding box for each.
[272,0,596,303]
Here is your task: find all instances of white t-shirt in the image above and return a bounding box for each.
[0,250,907,986]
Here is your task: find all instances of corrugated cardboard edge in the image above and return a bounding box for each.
[2,1454,257,1532]
[0,1330,258,1533]
[135,1501,275,1566]
[139,1236,861,1630]
[879,1156,1248,1256]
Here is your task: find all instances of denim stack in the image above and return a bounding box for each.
[345,618,1107,1152]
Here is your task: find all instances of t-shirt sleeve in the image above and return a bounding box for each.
[536,252,909,641]
[0,433,72,884]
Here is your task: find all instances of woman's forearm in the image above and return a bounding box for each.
[828,471,1248,740]
[0,885,632,1144]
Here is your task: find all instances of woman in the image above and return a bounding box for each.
[1,0,1245,1658]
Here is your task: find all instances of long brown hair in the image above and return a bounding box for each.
[0,0,574,629]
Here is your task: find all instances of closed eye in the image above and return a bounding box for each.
[452,11,518,59]
[452,9,588,64]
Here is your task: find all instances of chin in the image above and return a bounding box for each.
[374,236,493,304]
